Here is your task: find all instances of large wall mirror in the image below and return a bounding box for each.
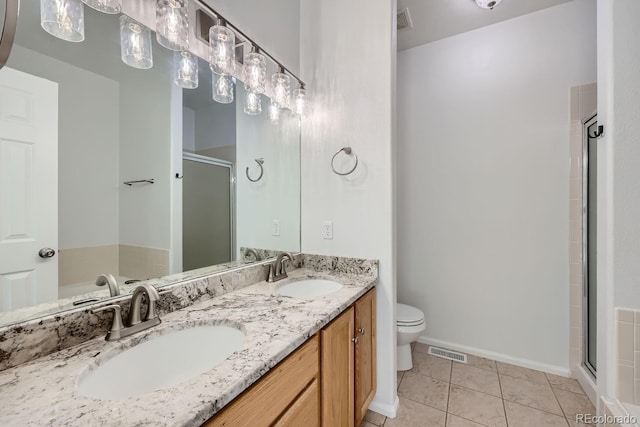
[0,1,301,326]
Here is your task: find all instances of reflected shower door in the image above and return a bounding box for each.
[182,154,233,271]
[583,115,598,377]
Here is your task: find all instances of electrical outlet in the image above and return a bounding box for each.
[272,220,280,236]
[323,221,333,239]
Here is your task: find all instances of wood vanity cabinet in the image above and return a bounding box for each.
[321,288,377,427]
[203,288,376,427]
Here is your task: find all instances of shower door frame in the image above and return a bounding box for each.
[582,114,597,379]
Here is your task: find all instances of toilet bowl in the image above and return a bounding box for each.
[396,303,426,371]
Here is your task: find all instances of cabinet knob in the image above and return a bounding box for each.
[352,337,359,344]
[358,327,365,335]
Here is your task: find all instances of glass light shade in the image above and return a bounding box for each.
[271,71,291,108]
[243,91,262,115]
[209,25,235,75]
[268,99,281,124]
[293,87,306,116]
[243,51,266,94]
[120,16,153,69]
[474,0,502,9]
[212,72,234,104]
[40,0,85,42]
[81,0,121,14]
[174,51,198,89]
[156,0,189,51]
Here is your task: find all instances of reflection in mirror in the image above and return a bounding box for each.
[0,2,301,326]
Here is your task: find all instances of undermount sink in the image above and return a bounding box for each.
[78,324,245,400]
[276,279,343,299]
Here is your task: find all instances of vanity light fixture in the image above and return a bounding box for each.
[271,66,291,108]
[474,0,502,10]
[174,51,198,89]
[212,71,234,104]
[243,90,262,115]
[40,0,85,42]
[209,19,235,75]
[81,0,121,14]
[243,46,267,94]
[156,0,189,51]
[268,99,281,124]
[293,83,306,116]
[120,15,153,69]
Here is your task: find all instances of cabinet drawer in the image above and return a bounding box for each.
[274,378,319,427]
[205,335,319,427]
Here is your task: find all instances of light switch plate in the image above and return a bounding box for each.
[272,220,280,236]
[323,221,333,239]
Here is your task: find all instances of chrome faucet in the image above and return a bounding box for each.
[267,252,295,282]
[92,284,161,341]
[95,274,120,297]
[243,247,262,262]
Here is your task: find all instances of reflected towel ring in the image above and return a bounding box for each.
[246,158,265,182]
[331,147,358,176]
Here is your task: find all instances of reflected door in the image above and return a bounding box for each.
[0,67,58,311]
[182,154,233,271]
[583,115,598,377]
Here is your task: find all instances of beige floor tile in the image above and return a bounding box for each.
[553,388,596,420]
[497,362,549,385]
[546,373,586,395]
[360,422,378,427]
[448,384,507,427]
[398,371,450,411]
[411,352,452,382]
[397,371,405,390]
[465,354,497,372]
[413,342,429,354]
[451,363,501,398]
[445,414,485,427]
[364,409,386,426]
[567,419,596,427]
[384,397,446,427]
[504,401,569,427]
[500,375,563,416]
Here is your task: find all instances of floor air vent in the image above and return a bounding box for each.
[397,8,413,31]
[427,346,467,363]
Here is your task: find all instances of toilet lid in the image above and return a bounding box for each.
[397,303,425,326]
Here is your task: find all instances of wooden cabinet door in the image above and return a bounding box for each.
[354,288,376,426]
[274,378,320,427]
[320,306,355,427]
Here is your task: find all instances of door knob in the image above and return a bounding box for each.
[39,248,56,258]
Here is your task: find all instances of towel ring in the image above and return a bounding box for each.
[331,147,358,176]
[246,158,264,182]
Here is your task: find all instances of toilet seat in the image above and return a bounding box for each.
[397,303,425,327]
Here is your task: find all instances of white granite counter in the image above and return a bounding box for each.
[0,266,376,426]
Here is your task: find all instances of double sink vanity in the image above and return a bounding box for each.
[0,254,378,426]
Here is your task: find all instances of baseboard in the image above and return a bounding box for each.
[369,395,399,418]
[574,365,597,406]
[418,336,571,377]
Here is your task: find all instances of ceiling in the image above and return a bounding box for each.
[397,0,574,51]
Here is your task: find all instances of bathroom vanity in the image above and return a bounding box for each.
[0,255,378,426]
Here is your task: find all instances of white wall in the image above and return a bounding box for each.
[183,107,196,153]
[194,102,236,152]
[596,0,640,402]
[397,0,596,373]
[236,87,301,256]
[8,45,120,250]
[300,0,398,417]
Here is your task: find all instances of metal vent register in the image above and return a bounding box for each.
[427,346,468,363]
[397,8,413,31]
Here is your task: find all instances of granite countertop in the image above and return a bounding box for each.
[0,267,376,427]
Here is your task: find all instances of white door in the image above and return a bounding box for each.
[0,66,58,311]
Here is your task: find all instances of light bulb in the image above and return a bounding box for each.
[209,24,235,75]
[156,0,189,51]
[120,15,153,69]
[243,49,266,94]
[40,0,85,42]
[81,0,121,14]
[174,51,198,89]
[243,90,262,115]
[212,72,234,104]
[293,86,306,116]
[474,0,502,9]
[268,99,281,124]
[271,70,291,108]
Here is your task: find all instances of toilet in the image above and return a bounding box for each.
[396,303,426,371]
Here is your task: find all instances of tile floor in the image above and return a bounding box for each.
[362,343,596,427]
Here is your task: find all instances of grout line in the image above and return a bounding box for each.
[497,366,509,426]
